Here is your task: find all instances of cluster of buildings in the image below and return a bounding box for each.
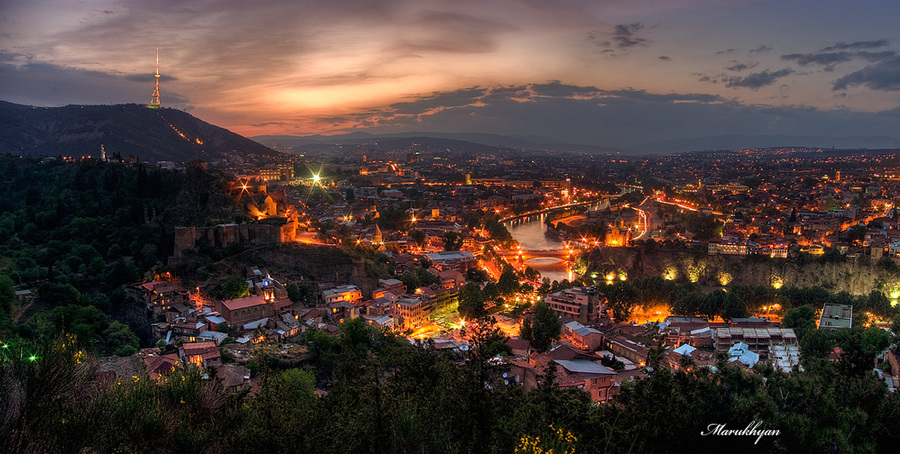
[501,296,815,404]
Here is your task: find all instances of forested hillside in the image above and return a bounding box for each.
[0,102,282,163]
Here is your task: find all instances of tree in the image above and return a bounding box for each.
[0,274,15,320]
[441,231,464,251]
[496,266,520,296]
[104,321,139,356]
[285,282,302,303]
[467,267,490,282]
[37,282,83,307]
[721,292,748,322]
[409,229,426,247]
[782,305,817,339]
[222,276,250,299]
[522,301,562,353]
[846,224,866,246]
[523,266,540,282]
[457,282,486,319]
[605,281,637,322]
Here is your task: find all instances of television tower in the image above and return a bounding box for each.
[150,48,160,106]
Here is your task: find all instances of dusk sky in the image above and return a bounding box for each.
[2,0,900,147]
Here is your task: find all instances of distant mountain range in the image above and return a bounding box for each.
[632,134,900,154]
[2,100,895,162]
[253,131,900,155]
[0,101,281,163]
[252,131,618,154]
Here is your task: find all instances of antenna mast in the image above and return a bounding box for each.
[150,48,161,106]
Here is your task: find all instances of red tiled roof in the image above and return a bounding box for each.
[221,295,267,311]
[181,342,218,356]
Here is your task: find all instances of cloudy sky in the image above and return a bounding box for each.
[2,0,900,147]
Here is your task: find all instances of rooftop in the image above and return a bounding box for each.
[556,359,615,375]
[221,294,267,311]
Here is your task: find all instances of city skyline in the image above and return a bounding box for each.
[2,0,900,148]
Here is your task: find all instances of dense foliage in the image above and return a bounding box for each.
[0,156,237,353]
[2,318,898,453]
[599,275,900,327]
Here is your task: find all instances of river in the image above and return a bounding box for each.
[504,213,570,283]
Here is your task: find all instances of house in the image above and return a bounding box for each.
[378,278,406,296]
[606,335,650,366]
[819,303,852,330]
[14,289,34,304]
[322,285,363,305]
[769,344,802,372]
[171,320,207,342]
[708,238,750,256]
[394,297,428,330]
[727,342,760,368]
[543,287,604,323]
[662,316,712,347]
[328,302,360,322]
[424,250,477,272]
[562,321,603,351]
[429,268,465,289]
[217,295,274,327]
[141,351,182,381]
[216,364,251,393]
[507,359,539,391]
[165,303,192,323]
[277,313,302,337]
[179,342,222,369]
[529,344,595,369]
[134,281,185,314]
[204,314,227,331]
[197,331,228,345]
[714,327,797,352]
[554,359,617,403]
[665,344,716,371]
[506,338,532,359]
[362,314,394,329]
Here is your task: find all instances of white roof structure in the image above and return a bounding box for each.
[243,317,269,331]
[673,344,697,356]
[565,321,602,337]
[769,344,802,372]
[198,331,228,345]
[728,342,759,367]
[728,342,750,355]
[556,359,615,375]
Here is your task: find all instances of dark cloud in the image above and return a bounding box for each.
[600,89,722,104]
[0,56,190,108]
[658,56,670,61]
[123,73,178,83]
[612,23,648,48]
[781,50,894,68]
[250,121,288,127]
[725,62,758,72]
[716,49,737,55]
[531,81,600,97]
[822,39,889,52]
[833,56,900,91]
[343,83,900,148]
[749,45,773,54]
[724,68,793,89]
[389,87,487,115]
[588,22,650,56]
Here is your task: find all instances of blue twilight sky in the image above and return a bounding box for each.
[1,0,899,147]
